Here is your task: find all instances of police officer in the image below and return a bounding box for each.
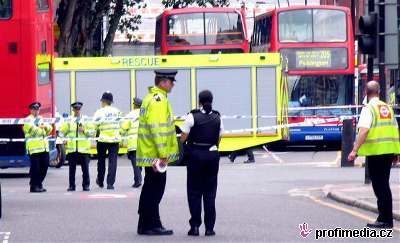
[180,90,223,236]
[136,70,180,236]
[121,98,142,188]
[94,92,122,190]
[348,81,400,229]
[59,102,95,191]
[23,102,52,193]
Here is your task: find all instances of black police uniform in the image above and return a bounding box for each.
[67,102,90,191]
[185,109,221,232]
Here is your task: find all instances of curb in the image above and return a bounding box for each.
[323,185,400,221]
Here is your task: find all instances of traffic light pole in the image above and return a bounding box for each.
[378,0,386,101]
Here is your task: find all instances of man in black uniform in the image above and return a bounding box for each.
[180,90,223,236]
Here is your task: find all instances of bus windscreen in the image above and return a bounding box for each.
[167,12,244,46]
[278,9,347,43]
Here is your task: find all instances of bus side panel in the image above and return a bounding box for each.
[0,2,22,118]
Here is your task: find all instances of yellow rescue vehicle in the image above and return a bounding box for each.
[54,53,288,153]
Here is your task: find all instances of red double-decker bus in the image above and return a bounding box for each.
[155,7,249,55]
[0,0,56,168]
[251,5,355,145]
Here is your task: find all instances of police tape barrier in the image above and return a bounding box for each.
[0,116,353,143]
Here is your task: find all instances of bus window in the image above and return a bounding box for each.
[0,0,11,19]
[154,18,162,54]
[313,10,346,42]
[205,12,244,45]
[279,10,312,43]
[37,62,51,85]
[167,13,204,46]
[37,0,49,11]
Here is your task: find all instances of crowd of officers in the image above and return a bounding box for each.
[23,69,223,236]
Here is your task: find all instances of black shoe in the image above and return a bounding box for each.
[188,227,199,236]
[82,186,90,191]
[205,229,215,236]
[67,186,76,192]
[228,155,235,162]
[96,178,104,188]
[367,221,393,229]
[244,159,255,163]
[107,185,114,190]
[38,185,47,192]
[138,227,173,236]
[132,182,142,188]
[30,186,45,193]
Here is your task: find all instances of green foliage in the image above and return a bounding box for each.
[162,0,230,8]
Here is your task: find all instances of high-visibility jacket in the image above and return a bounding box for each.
[358,100,400,156]
[93,105,122,143]
[23,114,52,155]
[120,109,140,152]
[136,86,179,167]
[59,115,96,154]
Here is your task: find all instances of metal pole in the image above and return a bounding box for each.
[341,119,355,167]
[378,0,386,101]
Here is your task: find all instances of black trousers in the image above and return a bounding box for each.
[96,142,119,186]
[367,154,394,224]
[187,147,220,230]
[138,167,166,230]
[68,152,90,188]
[128,151,142,184]
[230,148,254,161]
[29,152,49,188]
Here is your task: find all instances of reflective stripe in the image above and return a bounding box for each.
[156,143,167,148]
[374,121,398,127]
[99,127,120,131]
[138,130,175,140]
[364,137,399,144]
[141,121,173,129]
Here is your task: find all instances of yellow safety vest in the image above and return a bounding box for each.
[358,100,400,156]
[59,115,96,154]
[136,86,179,167]
[121,109,139,152]
[23,115,52,155]
[94,105,122,143]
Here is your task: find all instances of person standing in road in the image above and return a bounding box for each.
[121,98,142,188]
[94,91,122,190]
[180,90,223,237]
[59,102,95,192]
[136,70,180,236]
[23,102,52,193]
[348,81,400,229]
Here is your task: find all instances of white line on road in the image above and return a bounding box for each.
[0,232,11,243]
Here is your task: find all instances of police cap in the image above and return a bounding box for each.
[29,102,41,110]
[133,97,142,106]
[154,69,178,81]
[101,91,113,103]
[71,101,83,110]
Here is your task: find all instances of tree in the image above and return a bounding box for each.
[56,0,144,57]
[162,0,230,8]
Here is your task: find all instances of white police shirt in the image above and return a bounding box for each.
[357,97,379,129]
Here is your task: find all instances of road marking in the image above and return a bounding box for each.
[0,232,11,243]
[289,188,400,232]
[331,151,341,166]
[262,145,285,163]
[85,193,128,199]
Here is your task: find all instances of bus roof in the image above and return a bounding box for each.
[161,7,243,16]
[255,5,350,19]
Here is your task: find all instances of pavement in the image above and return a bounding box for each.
[324,182,400,221]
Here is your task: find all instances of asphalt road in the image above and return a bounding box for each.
[0,149,399,243]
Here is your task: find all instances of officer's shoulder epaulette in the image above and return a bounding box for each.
[190,109,200,114]
[212,110,221,116]
[152,93,162,102]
